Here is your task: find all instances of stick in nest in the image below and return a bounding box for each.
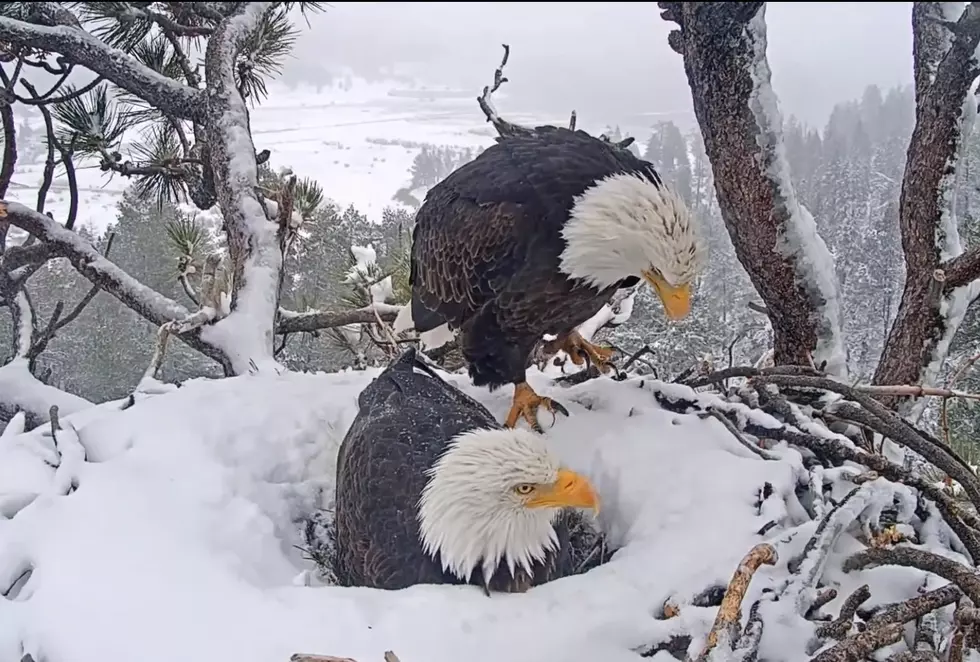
[814,584,871,639]
[809,623,904,662]
[695,542,777,661]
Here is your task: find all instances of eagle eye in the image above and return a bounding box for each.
[514,483,535,496]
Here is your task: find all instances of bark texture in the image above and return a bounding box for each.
[658,2,844,373]
[872,2,980,397]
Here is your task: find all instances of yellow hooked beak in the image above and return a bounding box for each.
[526,468,600,514]
[642,270,692,321]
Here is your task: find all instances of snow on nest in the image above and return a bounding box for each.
[0,367,954,662]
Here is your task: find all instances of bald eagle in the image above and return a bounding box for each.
[394,126,707,432]
[332,347,600,594]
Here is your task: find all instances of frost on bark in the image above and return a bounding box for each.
[659,2,847,377]
[872,2,980,406]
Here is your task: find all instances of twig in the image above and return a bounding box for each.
[698,409,779,460]
[475,44,533,139]
[815,585,871,639]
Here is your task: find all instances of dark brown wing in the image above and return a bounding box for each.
[409,127,658,333]
[332,348,502,590]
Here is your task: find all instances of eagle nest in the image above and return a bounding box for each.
[294,359,980,662]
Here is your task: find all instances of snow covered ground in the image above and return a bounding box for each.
[0,359,960,662]
[4,78,636,237]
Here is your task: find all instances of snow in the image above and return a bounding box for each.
[11,290,32,359]
[0,358,92,425]
[0,364,955,662]
[347,244,393,305]
[744,7,849,379]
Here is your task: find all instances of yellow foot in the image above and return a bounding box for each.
[545,330,617,374]
[504,382,569,433]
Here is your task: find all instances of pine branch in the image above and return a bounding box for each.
[0,200,231,370]
[0,13,206,121]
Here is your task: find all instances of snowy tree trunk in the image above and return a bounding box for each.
[873,2,980,405]
[198,2,283,375]
[659,2,847,377]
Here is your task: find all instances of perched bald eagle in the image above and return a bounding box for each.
[394,126,707,432]
[332,348,600,594]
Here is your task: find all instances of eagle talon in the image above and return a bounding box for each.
[505,383,568,433]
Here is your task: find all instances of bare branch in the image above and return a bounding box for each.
[942,245,980,290]
[276,305,400,335]
[476,44,534,139]
[843,546,980,606]
[695,543,777,660]
[0,14,206,121]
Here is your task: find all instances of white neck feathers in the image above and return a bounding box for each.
[558,171,707,290]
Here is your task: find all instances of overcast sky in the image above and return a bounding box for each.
[285,2,914,129]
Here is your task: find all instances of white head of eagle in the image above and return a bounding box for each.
[417,427,599,586]
[558,169,708,320]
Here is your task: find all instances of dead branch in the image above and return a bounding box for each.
[752,372,980,511]
[277,305,400,335]
[695,542,777,661]
[843,546,980,606]
[815,585,871,639]
[648,368,980,566]
[866,583,962,629]
[25,232,114,364]
[698,408,780,461]
[476,44,534,139]
[809,623,904,662]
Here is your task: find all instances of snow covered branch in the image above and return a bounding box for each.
[637,363,980,659]
[658,2,847,377]
[0,12,205,121]
[0,201,231,369]
[872,2,980,403]
[198,2,283,375]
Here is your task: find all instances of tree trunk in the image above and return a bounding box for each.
[200,2,283,376]
[659,2,847,377]
[872,2,980,407]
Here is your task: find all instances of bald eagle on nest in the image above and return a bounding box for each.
[394,126,707,432]
[332,347,602,594]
